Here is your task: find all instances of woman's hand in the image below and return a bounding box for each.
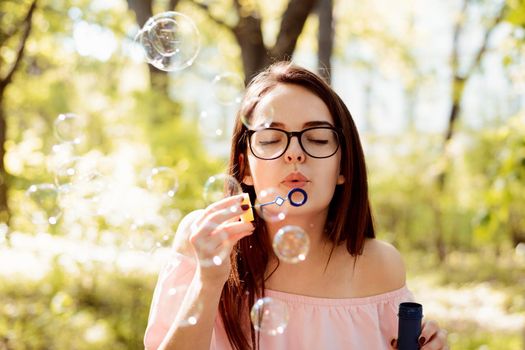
[189,194,254,283]
[390,319,448,349]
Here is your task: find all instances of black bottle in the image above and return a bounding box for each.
[397,302,423,350]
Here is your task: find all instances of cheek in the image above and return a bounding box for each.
[247,155,276,188]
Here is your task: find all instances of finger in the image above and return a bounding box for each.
[193,194,244,227]
[421,328,448,350]
[389,338,398,349]
[419,319,439,346]
[194,221,253,251]
[226,225,255,243]
[219,221,255,237]
[202,206,249,231]
[203,194,245,216]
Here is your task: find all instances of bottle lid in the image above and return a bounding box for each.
[398,302,423,320]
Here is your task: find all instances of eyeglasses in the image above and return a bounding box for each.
[246,126,341,160]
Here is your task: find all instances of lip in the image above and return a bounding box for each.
[281,172,310,188]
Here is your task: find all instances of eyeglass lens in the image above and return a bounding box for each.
[250,128,338,159]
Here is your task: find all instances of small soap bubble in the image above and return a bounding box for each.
[241,96,274,130]
[147,167,179,198]
[126,221,167,254]
[135,11,200,72]
[25,184,62,226]
[54,156,81,188]
[54,113,85,144]
[167,285,203,327]
[250,297,289,336]
[198,106,227,139]
[203,174,243,205]
[272,225,310,263]
[212,72,244,105]
[254,188,287,222]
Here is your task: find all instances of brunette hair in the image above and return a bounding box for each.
[218,62,375,349]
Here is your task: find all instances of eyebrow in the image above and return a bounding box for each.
[269,121,334,128]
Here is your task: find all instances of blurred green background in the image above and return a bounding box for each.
[1,0,524,349]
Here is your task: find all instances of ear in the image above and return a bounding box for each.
[336,174,345,185]
[239,153,254,185]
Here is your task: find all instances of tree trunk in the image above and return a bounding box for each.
[0,98,8,227]
[316,0,333,84]
[233,14,270,84]
[126,0,170,95]
[233,0,318,82]
[432,1,505,262]
[0,0,38,239]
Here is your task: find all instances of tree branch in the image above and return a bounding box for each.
[451,0,469,77]
[126,0,153,27]
[168,0,181,11]
[189,0,234,32]
[271,0,318,60]
[0,0,38,95]
[464,4,507,78]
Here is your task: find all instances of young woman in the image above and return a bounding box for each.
[144,62,448,350]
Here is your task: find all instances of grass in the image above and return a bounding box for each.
[404,248,525,350]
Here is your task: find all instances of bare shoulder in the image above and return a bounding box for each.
[171,209,204,256]
[357,238,406,293]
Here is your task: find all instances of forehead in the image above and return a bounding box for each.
[252,83,334,129]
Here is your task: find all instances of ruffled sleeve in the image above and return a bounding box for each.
[143,211,203,350]
[144,253,197,350]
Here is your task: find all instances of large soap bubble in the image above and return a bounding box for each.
[202,174,243,205]
[250,297,289,336]
[272,225,310,263]
[135,11,200,72]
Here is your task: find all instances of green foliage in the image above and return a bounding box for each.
[465,116,525,247]
[0,259,156,349]
[370,115,525,254]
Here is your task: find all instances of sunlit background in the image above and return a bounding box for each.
[1,0,524,348]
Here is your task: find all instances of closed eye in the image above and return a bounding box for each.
[258,140,280,145]
[306,138,329,144]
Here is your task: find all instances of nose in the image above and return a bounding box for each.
[284,136,305,163]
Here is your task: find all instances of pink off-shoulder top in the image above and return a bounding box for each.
[144,252,414,350]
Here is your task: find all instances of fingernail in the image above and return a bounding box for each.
[418,337,426,346]
[241,204,250,211]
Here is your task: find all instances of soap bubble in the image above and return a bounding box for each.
[250,297,289,335]
[241,97,274,130]
[127,221,171,254]
[54,113,85,144]
[146,167,179,198]
[254,188,287,222]
[203,174,243,205]
[148,17,183,57]
[25,184,62,225]
[166,285,203,326]
[272,225,310,263]
[212,72,244,105]
[54,156,81,188]
[135,11,200,72]
[198,106,227,139]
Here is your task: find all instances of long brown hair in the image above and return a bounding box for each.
[218,62,375,350]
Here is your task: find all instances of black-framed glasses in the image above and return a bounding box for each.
[246,126,341,160]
